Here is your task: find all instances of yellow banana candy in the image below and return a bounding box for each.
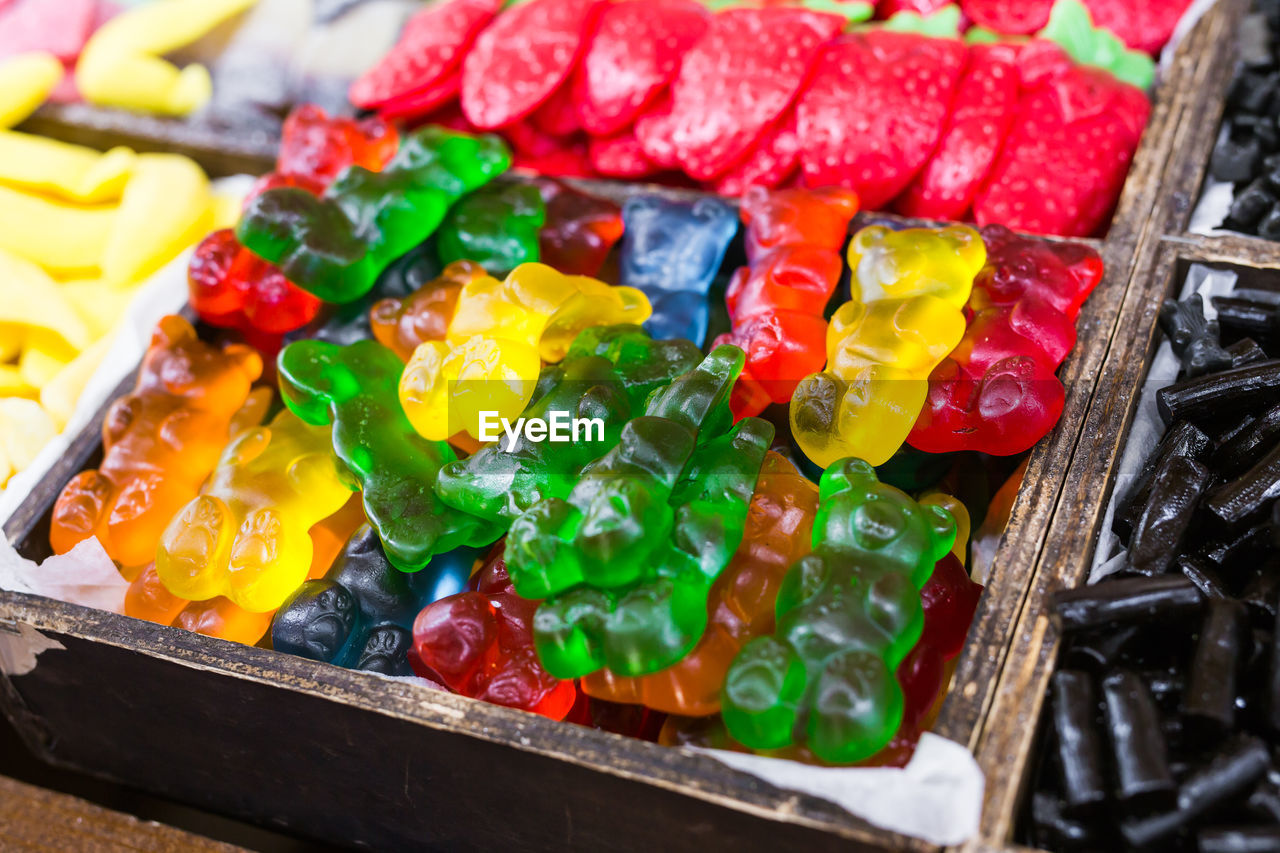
[76,0,258,116]
[0,53,62,130]
[102,153,212,286]
[0,131,136,204]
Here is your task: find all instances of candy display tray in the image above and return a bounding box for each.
[957,1,1280,849]
[0,5,1233,850]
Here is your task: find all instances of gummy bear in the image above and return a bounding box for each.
[50,316,262,570]
[413,542,578,720]
[619,195,739,347]
[277,338,498,572]
[434,325,701,529]
[437,181,547,276]
[154,408,356,613]
[533,178,623,277]
[509,348,774,679]
[582,450,819,715]
[714,187,860,418]
[370,260,483,362]
[908,225,1103,456]
[238,127,511,303]
[722,459,956,764]
[791,225,984,468]
[399,263,651,441]
[274,524,482,676]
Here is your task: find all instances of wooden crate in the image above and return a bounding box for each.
[955,1,1280,850]
[0,3,1238,849]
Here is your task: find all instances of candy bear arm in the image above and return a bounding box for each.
[370,260,483,361]
[437,181,547,276]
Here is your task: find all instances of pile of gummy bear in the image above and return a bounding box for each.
[348,0,1185,237]
[38,100,1107,767]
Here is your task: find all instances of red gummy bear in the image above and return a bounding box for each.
[908,224,1104,456]
[246,104,399,203]
[412,544,578,720]
[189,230,323,342]
[714,186,859,418]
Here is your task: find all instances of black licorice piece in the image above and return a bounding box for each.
[1213,134,1264,183]
[1260,206,1280,242]
[1206,440,1280,525]
[1199,827,1280,853]
[1183,599,1248,736]
[1231,338,1271,368]
[1102,670,1175,810]
[1030,791,1096,849]
[1161,294,1235,379]
[1065,625,1140,671]
[1241,561,1280,623]
[1270,601,1280,732]
[1051,576,1204,633]
[1121,736,1271,848]
[1179,556,1230,599]
[1203,525,1272,569]
[1050,670,1107,814]
[1214,295,1280,341]
[1228,180,1279,231]
[1129,456,1212,576]
[1157,361,1280,427]
[1213,404,1280,478]
[1247,779,1280,821]
[1114,421,1214,543]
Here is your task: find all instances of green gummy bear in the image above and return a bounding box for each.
[437,181,547,276]
[1038,0,1156,90]
[277,339,498,571]
[238,127,511,304]
[533,415,774,679]
[721,458,957,764]
[434,326,702,527]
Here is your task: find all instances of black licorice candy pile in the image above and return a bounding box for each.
[1020,285,1280,852]
[1211,0,1280,240]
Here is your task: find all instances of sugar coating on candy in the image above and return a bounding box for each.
[712,110,803,196]
[461,0,604,130]
[637,7,844,182]
[571,0,710,137]
[959,0,1053,34]
[796,31,967,211]
[352,0,500,110]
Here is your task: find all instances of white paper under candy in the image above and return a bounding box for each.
[0,537,128,615]
[695,733,983,846]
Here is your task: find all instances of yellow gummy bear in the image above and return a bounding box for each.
[155,408,356,613]
[0,53,62,130]
[0,397,58,486]
[0,132,136,204]
[76,0,258,116]
[0,186,115,276]
[0,249,93,354]
[103,153,212,286]
[399,336,541,442]
[790,226,984,469]
[40,336,112,431]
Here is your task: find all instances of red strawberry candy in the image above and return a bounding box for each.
[532,78,582,137]
[589,129,659,178]
[974,52,1151,237]
[632,92,682,170]
[636,7,844,182]
[572,0,710,137]
[796,31,967,209]
[462,0,604,130]
[1082,0,1194,55]
[376,73,462,122]
[349,0,499,110]
[713,110,802,196]
[895,42,1019,221]
[960,0,1053,34]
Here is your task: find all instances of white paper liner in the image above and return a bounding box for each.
[0,537,128,614]
[694,732,983,846]
[1088,264,1240,582]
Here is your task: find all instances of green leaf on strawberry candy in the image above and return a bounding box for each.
[881,5,963,37]
[964,26,1011,44]
[793,0,873,25]
[1038,0,1155,90]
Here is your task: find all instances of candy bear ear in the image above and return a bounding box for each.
[224,343,264,384]
[819,458,878,503]
[278,340,342,425]
[622,195,663,220]
[151,314,197,349]
[850,225,891,259]
[925,503,959,557]
[941,225,986,271]
[691,196,735,228]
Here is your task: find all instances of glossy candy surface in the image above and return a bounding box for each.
[721,459,956,763]
[619,195,738,346]
[791,225,984,468]
[437,182,547,276]
[50,316,262,570]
